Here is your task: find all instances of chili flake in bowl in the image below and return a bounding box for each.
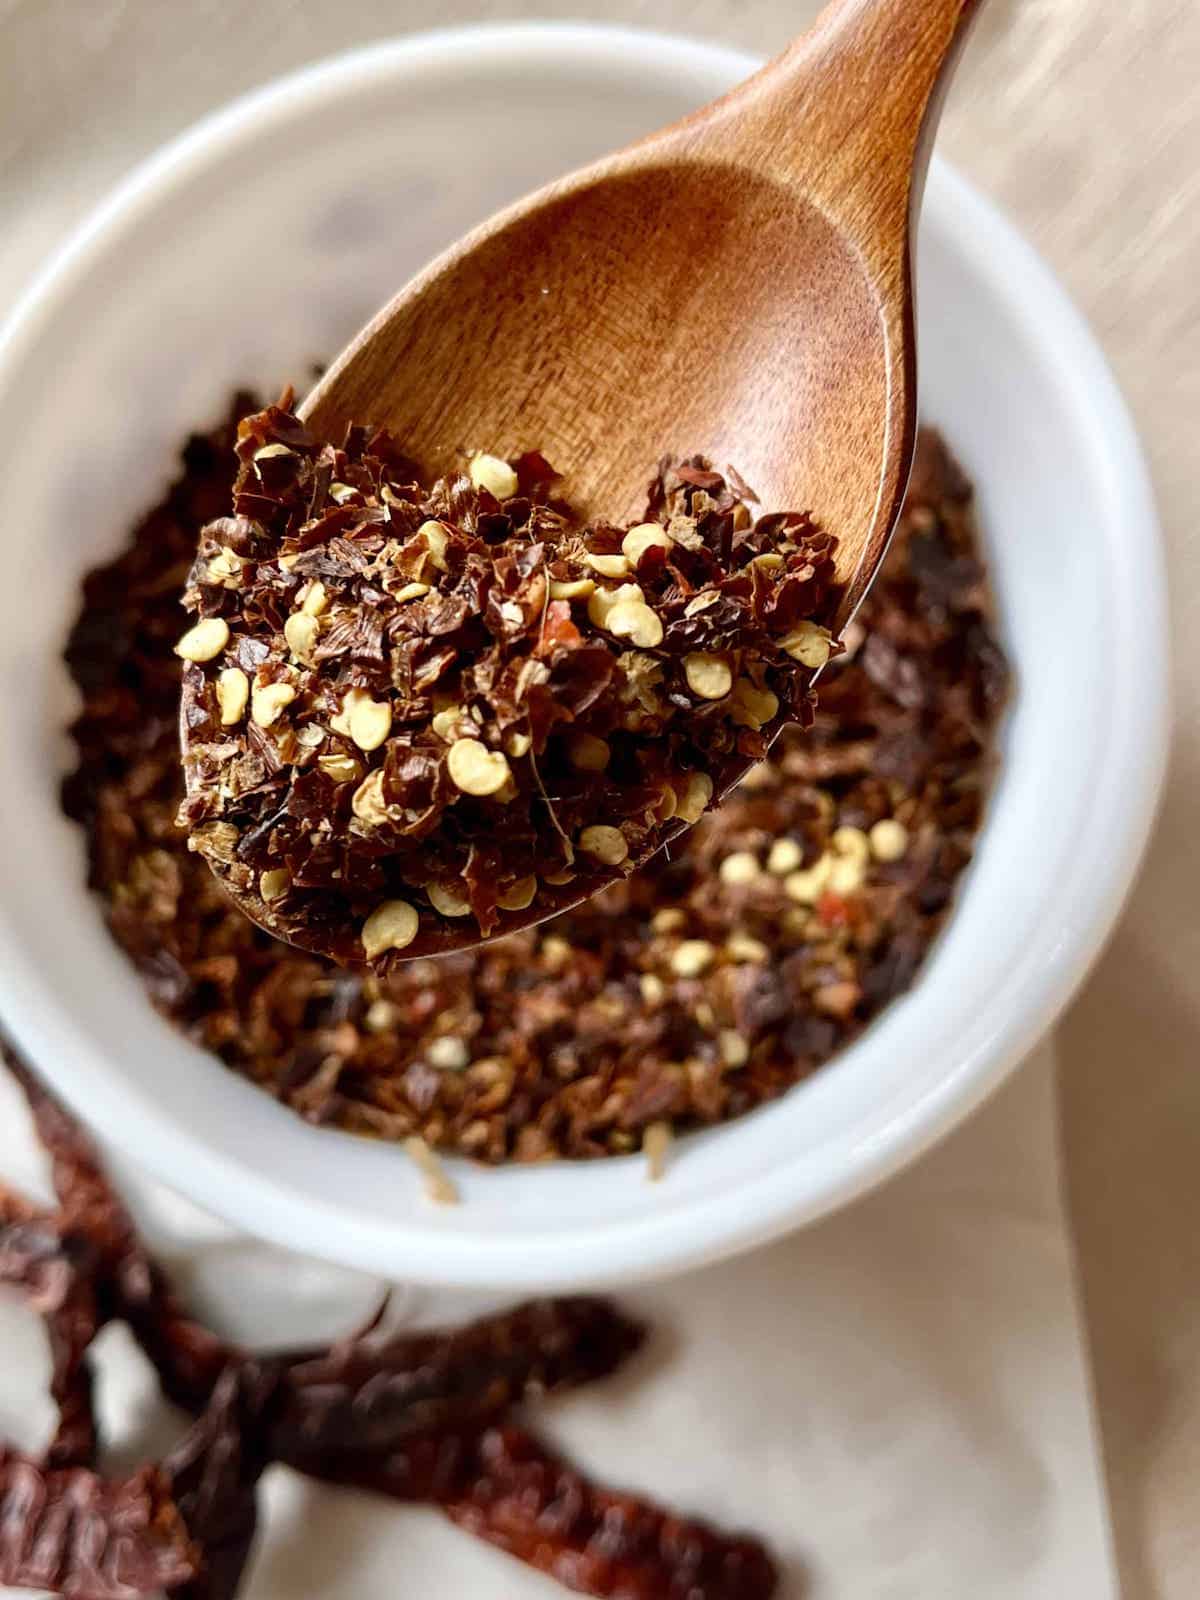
[63,397,1008,1168]
[175,397,839,967]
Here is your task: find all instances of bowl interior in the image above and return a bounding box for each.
[0,26,1166,1288]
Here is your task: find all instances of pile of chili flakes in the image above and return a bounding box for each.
[176,398,838,965]
[62,394,1009,1166]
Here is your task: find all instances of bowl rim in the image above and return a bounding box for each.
[0,21,1170,1289]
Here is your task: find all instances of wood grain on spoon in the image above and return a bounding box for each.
[199,0,984,963]
[302,0,984,631]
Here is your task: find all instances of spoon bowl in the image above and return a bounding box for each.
[303,159,891,570]
[305,0,984,622]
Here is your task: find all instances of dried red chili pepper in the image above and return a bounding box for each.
[6,1054,646,1459]
[271,1295,645,1463]
[42,1326,99,1474]
[321,1425,780,1600]
[164,1363,282,1600]
[445,1427,780,1600]
[2,1047,781,1599]
[0,1448,198,1600]
[3,1047,237,1414]
[0,1203,101,1469]
[0,1203,82,1301]
[3,1051,135,1265]
[0,1186,39,1229]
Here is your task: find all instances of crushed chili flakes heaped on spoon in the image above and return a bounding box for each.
[176,392,839,967]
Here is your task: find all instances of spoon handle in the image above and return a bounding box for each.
[726,0,984,225]
[817,0,983,173]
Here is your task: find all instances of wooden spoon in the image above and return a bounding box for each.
[302,0,984,629]
[213,0,985,963]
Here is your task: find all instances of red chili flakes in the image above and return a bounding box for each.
[174,397,839,967]
[61,395,1008,1165]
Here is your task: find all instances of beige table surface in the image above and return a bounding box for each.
[2,1,1197,1593]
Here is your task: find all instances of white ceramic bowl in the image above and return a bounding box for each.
[0,25,1168,1290]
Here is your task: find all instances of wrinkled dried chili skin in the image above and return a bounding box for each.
[6,1073,644,1455]
[271,1295,645,1463]
[62,399,1008,1164]
[3,1047,238,1415]
[5,1068,645,1468]
[0,1202,102,1469]
[2,1052,779,1600]
[0,1449,198,1600]
[321,1425,780,1600]
[3,1049,134,1262]
[42,1331,98,1472]
[164,1363,283,1600]
[177,398,836,963]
